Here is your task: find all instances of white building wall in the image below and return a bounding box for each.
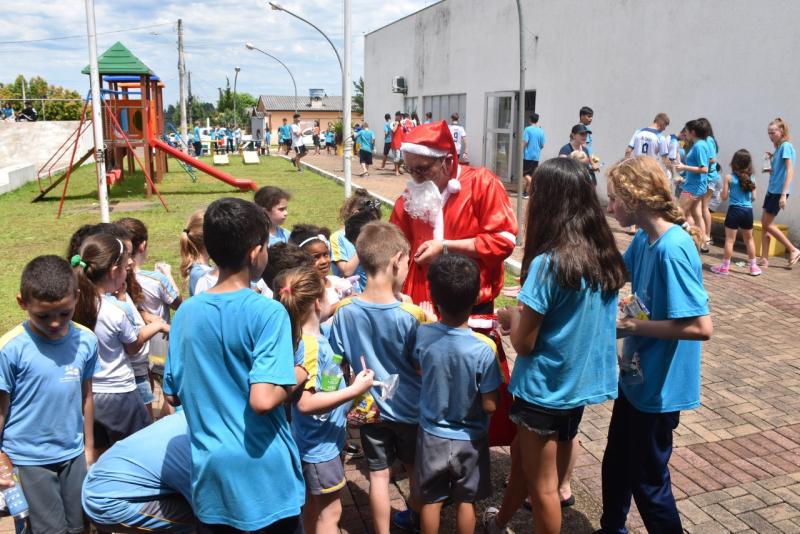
[365,0,800,238]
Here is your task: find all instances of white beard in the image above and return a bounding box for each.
[402,180,443,226]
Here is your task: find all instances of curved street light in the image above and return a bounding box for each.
[245,43,297,114]
[233,66,241,133]
[268,1,352,198]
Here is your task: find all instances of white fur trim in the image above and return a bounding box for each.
[447,179,461,194]
[400,142,449,158]
[498,231,517,244]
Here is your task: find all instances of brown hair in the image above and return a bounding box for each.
[730,149,756,193]
[338,189,373,222]
[73,233,128,330]
[356,221,409,276]
[180,209,206,287]
[274,267,325,350]
[769,117,791,142]
[254,186,291,213]
[114,219,146,307]
[607,157,703,250]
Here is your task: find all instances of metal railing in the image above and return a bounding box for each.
[0,97,87,121]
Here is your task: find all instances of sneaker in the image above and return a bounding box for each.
[391,509,420,533]
[482,507,508,534]
[749,264,762,276]
[710,263,730,275]
[343,442,363,459]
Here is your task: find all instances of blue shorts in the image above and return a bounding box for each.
[725,205,753,230]
[135,374,155,404]
[763,192,788,215]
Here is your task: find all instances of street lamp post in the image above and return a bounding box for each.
[245,43,297,113]
[268,1,352,198]
[233,66,241,134]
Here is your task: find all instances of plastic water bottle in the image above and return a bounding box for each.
[319,354,344,392]
[0,452,29,520]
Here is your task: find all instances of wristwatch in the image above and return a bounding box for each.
[442,240,449,255]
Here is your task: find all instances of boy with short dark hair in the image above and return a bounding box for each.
[330,221,425,534]
[164,197,304,533]
[0,255,98,534]
[412,254,502,534]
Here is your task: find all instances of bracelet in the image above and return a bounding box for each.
[442,240,449,255]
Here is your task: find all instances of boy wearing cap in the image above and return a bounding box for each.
[559,124,596,185]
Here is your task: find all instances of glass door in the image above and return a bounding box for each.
[483,92,516,183]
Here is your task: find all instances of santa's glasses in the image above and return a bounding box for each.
[402,158,446,178]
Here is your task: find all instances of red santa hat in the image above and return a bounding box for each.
[400,120,459,177]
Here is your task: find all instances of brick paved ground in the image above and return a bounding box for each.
[299,153,800,533]
[3,153,796,533]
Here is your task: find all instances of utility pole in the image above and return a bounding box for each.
[187,71,193,129]
[177,18,188,152]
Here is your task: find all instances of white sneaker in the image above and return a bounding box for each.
[482,507,509,534]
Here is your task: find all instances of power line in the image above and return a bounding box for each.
[0,22,173,45]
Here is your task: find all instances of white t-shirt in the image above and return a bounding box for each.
[255,278,273,299]
[291,123,303,148]
[628,128,667,158]
[93,295,138,393]
[666,135,680,161]
[136,269,179,323]
[194,271,219,295]
[449,123,467,154]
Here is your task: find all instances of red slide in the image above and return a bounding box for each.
[149,138,258,192]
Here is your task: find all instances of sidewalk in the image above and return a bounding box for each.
[301,152,800,533]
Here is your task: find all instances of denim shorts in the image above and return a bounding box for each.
[509,397,584,442]
[135,374,155,404]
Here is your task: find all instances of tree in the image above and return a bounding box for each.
[353,76,364,114]
[215,81,256,129]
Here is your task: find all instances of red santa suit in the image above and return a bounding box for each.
[390,163,517,306]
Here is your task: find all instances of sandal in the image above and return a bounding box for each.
[756,257,769,268]
[789,249,800,267]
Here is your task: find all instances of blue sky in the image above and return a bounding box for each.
[0,0,433,106]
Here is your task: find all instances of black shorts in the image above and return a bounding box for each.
[413,431,491,504]
[383,143,391,156]
[294,145,307,156]
[725,205,754,230]
[93,390,150,449]
[281,138,292,147]
[359,149,373,165]
[312,134,320,146]
[523,159,539,177]
[326,142,336,148]
[509,397,584,442]
[18,455,87,534]
[360,421,418,471]
[763,192,788,215]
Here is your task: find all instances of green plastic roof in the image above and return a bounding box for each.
[81,41,154,76]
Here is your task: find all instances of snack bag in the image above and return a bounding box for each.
[619,293,650,385]
[347,392,380,426]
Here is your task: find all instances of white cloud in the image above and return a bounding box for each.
[0,0,432,107]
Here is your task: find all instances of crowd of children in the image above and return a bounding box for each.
[0,122,739,534]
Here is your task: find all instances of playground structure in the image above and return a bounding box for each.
[33,42,257,216]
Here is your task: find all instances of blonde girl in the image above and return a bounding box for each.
[179,209,213,296]
[275,267,374,534]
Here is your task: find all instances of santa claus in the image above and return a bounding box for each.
[389,121,518,311]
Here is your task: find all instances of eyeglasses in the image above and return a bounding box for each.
[402,158,446,177]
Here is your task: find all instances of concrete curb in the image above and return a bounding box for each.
[290,155,523,277]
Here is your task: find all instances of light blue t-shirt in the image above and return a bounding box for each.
[585,132,593,156]
[706,137,719,181]
[728,174,753,208]
[355,129,375,153]
[268,226,290,247]
[330,297,424,424]
[193,127,200,142]
[509,254,619,410]
[325,131,335,144]
[413,323,503,440]
[683,140,710,197]
[82,412,192,528]
[291,334,348,463]
[188,263,213,297]
[769,141,797,195]
[523,125,545,161]
[0,322,98,465]
[383,122,393,144]
[280,124,292,141]
[166,289,303,530]
[329,229,365,292]
[621,226,709,413]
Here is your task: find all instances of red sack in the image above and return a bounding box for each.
[469,315,517,447]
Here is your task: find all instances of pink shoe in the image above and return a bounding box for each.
[749,263,762,276]
[711,263,730,275]
[756,257,769,268]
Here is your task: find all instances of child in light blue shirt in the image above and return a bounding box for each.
[164,198,304,532]
[412,254,502,532]
[0,255,99,534]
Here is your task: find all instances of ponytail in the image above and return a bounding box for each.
[71,234,127,330]
[180,209,206,288]
[274,267,325,351]
[730,149,756,193]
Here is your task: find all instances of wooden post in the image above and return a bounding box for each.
[141,74,153,199]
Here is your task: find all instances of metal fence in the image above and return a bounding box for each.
[1,97,86,121]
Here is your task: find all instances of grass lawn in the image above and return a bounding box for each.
[0,154,517,332]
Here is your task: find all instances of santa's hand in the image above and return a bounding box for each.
[420,301,437,322]
[414,240,444,265]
